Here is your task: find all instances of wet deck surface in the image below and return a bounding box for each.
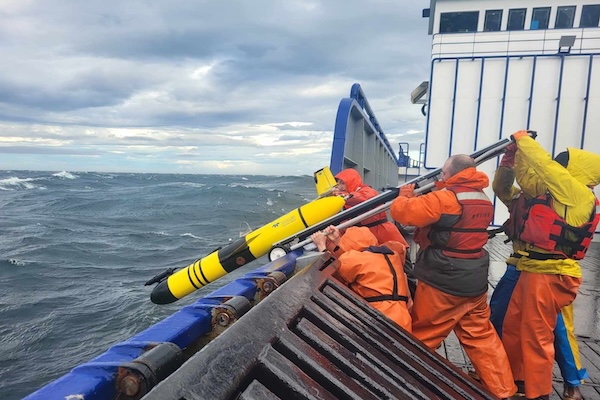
[434,236,600,399]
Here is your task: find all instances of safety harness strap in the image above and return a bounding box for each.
[429,245,483,254]
[363,248,408,303]
[365,294,409,302]
[357,218,387,228]
[517,250,567,260]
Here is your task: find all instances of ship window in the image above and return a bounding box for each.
[484,9,503,31]
[556,6,576,28]
[580,4,600,27]
[439,11,479,33]
[531,7,551,30]
[507,8,527,31]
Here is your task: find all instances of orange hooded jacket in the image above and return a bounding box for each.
[335,227,412,331]
[390,167,493,297]
[335,169,407,246]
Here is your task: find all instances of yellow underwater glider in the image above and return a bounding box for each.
[147,167,344,304]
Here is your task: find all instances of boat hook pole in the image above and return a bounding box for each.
[292,133,536,252]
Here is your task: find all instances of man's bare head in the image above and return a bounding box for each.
[441,154,475,179]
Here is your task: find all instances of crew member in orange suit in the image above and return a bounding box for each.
[390,154,516,399]
[502,131,600,400]
[311,225,412,331]
[334,168,415,296]
[333,168,407,246]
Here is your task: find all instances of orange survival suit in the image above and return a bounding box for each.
[335,226,412,331]
[390,166,516,399]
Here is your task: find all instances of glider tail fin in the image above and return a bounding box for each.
[313,166,337,198]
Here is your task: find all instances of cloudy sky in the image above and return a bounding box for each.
[0,0,432,175]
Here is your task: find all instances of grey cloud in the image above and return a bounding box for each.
[0,145,102,156]
[0,0,432,174]
[277,133,321,142]
[275,125,311,132]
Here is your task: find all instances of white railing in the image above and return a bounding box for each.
[432,28,600,58]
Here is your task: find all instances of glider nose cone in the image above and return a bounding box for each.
[151,281,179,304]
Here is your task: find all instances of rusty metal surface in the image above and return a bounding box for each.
[142,254,495,400]
[116,342,183,400]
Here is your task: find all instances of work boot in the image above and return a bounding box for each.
[563,383,584,400]
[512,381,525,397]
[503,381,525,399]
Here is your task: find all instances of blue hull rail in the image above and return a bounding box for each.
[331,83,400,190]
[25,251,302,400]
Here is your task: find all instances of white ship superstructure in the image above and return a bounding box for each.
[420,0,600,224]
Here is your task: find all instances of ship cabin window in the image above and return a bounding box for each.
[507,8,527,31]
[440,11,479,33]
[484,9,503,31]
[555,6,576,28]
[580,4,600,27]
[531,7,551,29]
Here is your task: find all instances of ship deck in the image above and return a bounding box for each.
[434,236,600,399]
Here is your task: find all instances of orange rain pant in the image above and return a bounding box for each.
[502,271,581,399]
[411,282,516,398]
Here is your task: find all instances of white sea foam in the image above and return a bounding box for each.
[96,173,115,179]
[53,171,78,179]
[149,231,170,236]
[0,177,44,190]
[181,182,206,188]
[229,182,282,192]
[181,233,203,239]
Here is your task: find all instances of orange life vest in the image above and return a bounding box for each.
[421,186,493,259]
[512,193,600,260]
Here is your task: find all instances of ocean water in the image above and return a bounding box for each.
[0,170,317,400]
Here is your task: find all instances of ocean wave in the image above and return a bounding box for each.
[52,171,78,180]
[181,182,206,188]
[180,232,204,240]
[148,231,171,236]
[0,176,46,191]
[228,182,289,192]
[0,170,316,399]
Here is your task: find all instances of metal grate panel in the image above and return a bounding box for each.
[142,255,495,400]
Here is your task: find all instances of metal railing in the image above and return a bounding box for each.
[330,83,400,190]
[432,28,600,58]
